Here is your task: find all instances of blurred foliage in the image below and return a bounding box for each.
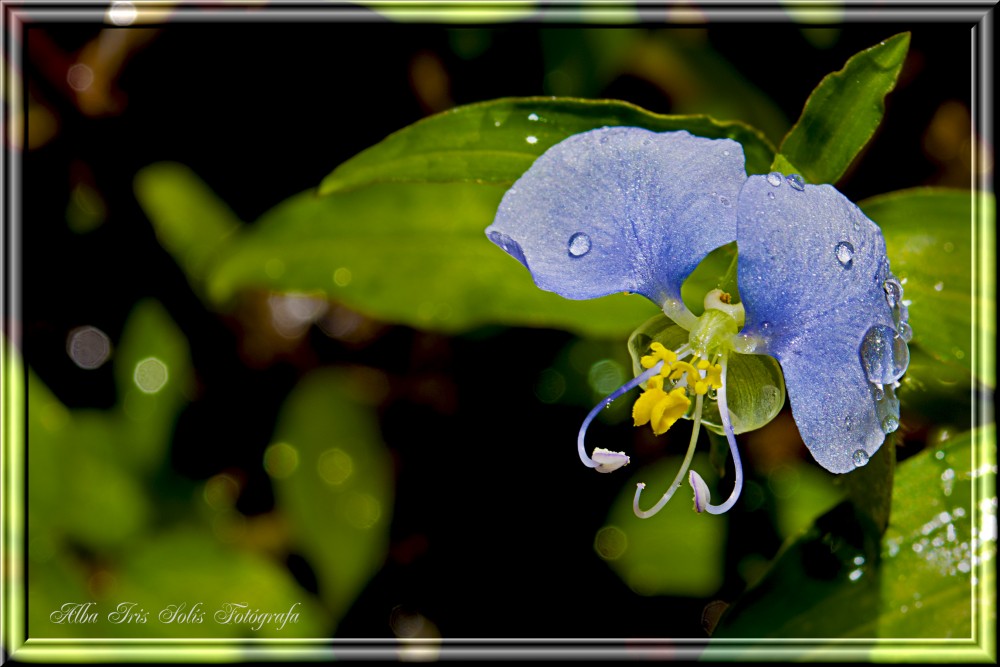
[26,300,390,637]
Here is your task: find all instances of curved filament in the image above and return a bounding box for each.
[688,355,744,514]
[578,360,665,469]
[633,393,704,518]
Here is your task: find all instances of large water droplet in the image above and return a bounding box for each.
[786,174,805,191]
[860,325,910,385]
[883,278,902,308]
[835,241,855,268]
[882,415,900,433]
[853,450,870,467]
[568,232,592,258]
[766,172,783,187]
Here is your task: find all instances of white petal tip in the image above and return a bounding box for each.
[592,448,629,473]
[689,470,710,513]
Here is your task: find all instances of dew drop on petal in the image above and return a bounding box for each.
[767,191,775,200]
[719,195,731,207]
[852,449,870,467]
[786,174,805,191]
[568,232,592,258]
[898,321,913,342]
[766,172,783,187]
[860,325,909,385]
[873,384,884,401]
[881,415,900,434]
[835,241,854,268]
[883,278,902,308]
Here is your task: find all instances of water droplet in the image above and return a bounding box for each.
[526,135,538,144]
[600,136,609,144]
[873,385,884,401]
[853,450,870,467]
[767,192,775,200]
[718,195,731,207]
[494,120,501,127]
[853,219,861,231]
[568,232,592,258]
[527,113,539,121]
[883,278,902,307]
[898,321,913,342]
[860,324,910,384]
[881,415,900,433]
[766,172,783,187]
[760,321,772,333]
[786,174,805,191]
[835,241,855,268]
[934,281,944,292]
[723,150,731,156]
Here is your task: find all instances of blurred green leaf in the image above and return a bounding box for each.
[207,183,658,337]
[861,187,993,387]
[774,32,910,184]
[28,374,152,552]
[710,426,992,649]
[319,97,775,195]
[113,299,194,473]
[268,368,393,625]
[135,162,241,293]
[32,528,328,639]
[598,455,726,596]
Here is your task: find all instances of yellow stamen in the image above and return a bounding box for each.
[640,342,677,372]
[633,385,691,435]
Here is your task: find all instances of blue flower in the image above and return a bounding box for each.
[486,127,911,516]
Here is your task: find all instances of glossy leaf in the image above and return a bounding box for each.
[134,162,241,293]
[318,97,775,195]
[268,369,394,625]
[861,187,992,387]
[774,33,910,184]
[709,426,992,651]
[207,183,657,337]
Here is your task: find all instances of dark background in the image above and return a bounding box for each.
[21,14,974,638]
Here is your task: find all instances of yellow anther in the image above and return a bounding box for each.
[640,342,677,372]
[668,360,699,382]
[633,386,690,435]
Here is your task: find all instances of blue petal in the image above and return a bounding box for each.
[736,174,909,474]
[486,128,746,305]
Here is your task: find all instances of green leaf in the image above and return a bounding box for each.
[28,373,152,552]
[597,454,727,596]
[318,97,775,194]
[134,162,242,293]
[861,187,993,387]
[113,299,194,473]
[709,426,993,652]
[773,32,910,184]
[267,368,393,625]
[207,183,658,337]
